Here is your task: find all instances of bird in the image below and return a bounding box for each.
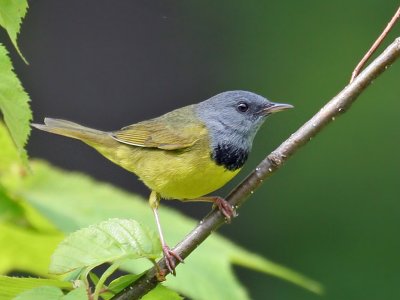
[32,90,293,274]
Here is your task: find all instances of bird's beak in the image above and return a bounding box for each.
[261,102,294,115]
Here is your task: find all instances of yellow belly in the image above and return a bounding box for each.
[94,138,240,199]
[142,156,239,199]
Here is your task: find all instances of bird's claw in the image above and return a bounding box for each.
[162,245,183,275]
[213,197,237,222]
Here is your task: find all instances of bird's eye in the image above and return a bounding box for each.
[237,102,249,113]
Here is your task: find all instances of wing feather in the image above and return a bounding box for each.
[111,118,204,150]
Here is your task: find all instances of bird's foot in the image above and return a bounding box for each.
[213,197,237,222]
[162,245,184,275]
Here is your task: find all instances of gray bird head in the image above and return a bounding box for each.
[196,90,293,170]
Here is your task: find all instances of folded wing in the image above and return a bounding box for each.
[111,120,203,150]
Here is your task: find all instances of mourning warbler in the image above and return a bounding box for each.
[32,90,293,273]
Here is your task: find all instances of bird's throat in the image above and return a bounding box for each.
[211,142,249,171]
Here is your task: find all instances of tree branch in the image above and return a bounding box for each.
[350,6,400,82]
[113,37,400,300]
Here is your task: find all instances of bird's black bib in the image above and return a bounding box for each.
[211,142,249,171]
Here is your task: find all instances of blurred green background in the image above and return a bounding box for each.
[8,1,399,299]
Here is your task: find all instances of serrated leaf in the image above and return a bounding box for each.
[0,275,72,300]
[13,286,87,300]
[0,222,63,276]
[49,218,161,275]
[15,161,322,300]
[0,46,31,165]
[0,0,28,63]
[0,122,21,174]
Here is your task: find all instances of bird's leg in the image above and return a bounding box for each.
[186,196,237,222]
[149,191,183,275]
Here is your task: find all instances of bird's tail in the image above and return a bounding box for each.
[31,118,111,145]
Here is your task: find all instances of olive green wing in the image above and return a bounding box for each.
[111,120,204,150]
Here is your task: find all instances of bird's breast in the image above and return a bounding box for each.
[114,137,241,200]
[211,142,249,171]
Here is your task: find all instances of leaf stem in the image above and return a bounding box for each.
[93,262,121,300]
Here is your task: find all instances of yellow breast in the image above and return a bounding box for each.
[145,150,240,200]
[95,129,240,200]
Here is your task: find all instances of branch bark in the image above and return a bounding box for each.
[113,37,400,300]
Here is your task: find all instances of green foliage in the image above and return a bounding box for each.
[0,222,63,276]
[100,274,183,300]
[14,286,87,300]
[0,46,31,165]
[0,122,21,174]
[0,185,23,222]
[140,284,183,300]
[101,274,140,299]
[231,251,322,294]
[50,218,161,276]
[14,286,64,300]
[12,161,321,300]
[88,272,100,286]
[0,275,72,300]
[61,287,88,300]
[0,0,28,63]
[49,218,163,300]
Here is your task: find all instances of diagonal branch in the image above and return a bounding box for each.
[113,37,400,300]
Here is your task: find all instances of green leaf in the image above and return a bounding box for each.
[105,274,140,296]
[0,222,63,276]
[102,274,182,300]
[16,161,322,300]
[13,286,87,300]
[0,275,72,300]
[0,122,22,174]
[13,286,63,300]
[88,272,100,286]
[0,46,31,165]
[0,184,24,222]
[231,248,323,295]
[0,0,28,63]
[142,284,183,300]
[19,200,61,233]
[49,218,161,275]
[62,287,87,300]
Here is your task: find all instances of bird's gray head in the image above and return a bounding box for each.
[196,90,293,170]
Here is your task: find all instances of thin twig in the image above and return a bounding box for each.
[113,37,400,300]
[350,6,400,82]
